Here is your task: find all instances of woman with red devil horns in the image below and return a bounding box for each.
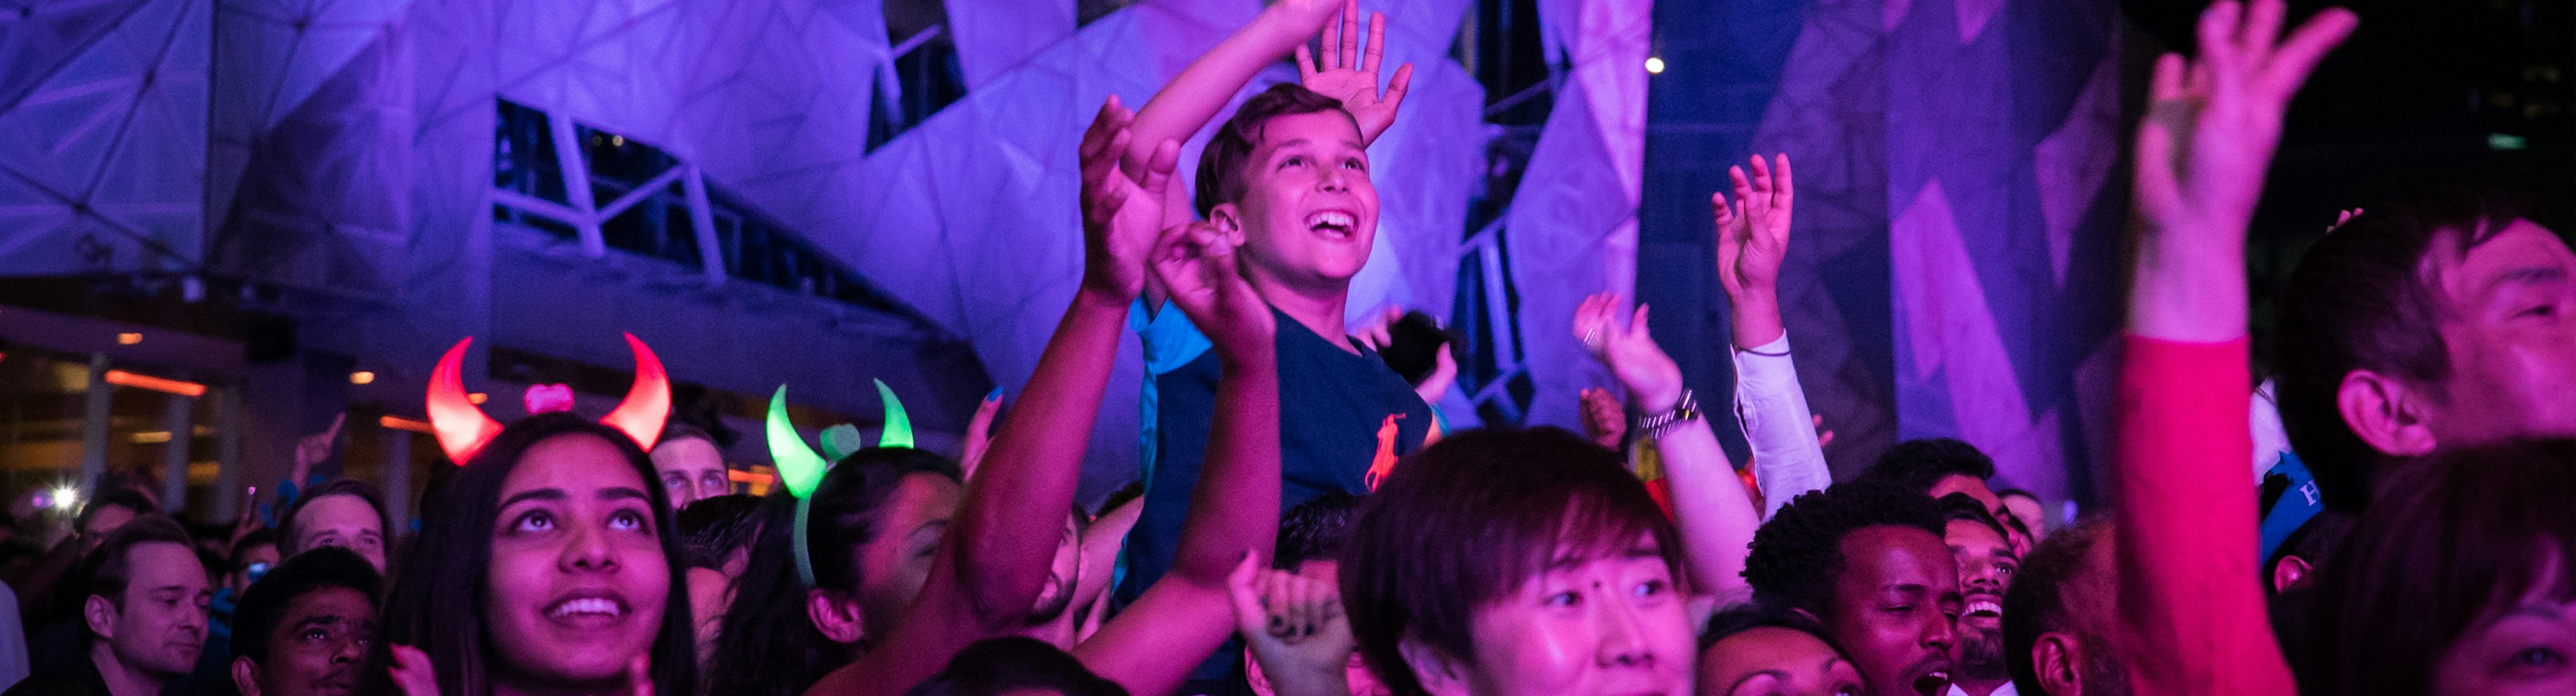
[373,334,696,696]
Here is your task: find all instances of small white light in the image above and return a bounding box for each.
[50,487,78,510]
[1644,56,1666,74]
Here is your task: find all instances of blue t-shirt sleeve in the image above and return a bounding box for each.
[1130,298,1213,376]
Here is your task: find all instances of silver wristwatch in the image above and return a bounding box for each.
[1638,389,1701,440]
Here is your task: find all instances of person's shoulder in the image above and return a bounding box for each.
[1,667,100,696]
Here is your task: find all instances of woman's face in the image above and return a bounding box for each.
[2434,555,2576,696]
[485,433,672,689]
[1699,627,1865,696]
[1432,534,1695,696]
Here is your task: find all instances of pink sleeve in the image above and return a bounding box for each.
[2113,336,2294,696]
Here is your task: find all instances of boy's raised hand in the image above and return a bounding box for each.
[1296,0,1413,145]
[1079,95,1180,301]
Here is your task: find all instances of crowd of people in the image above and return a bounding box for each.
[0,1,2565,695]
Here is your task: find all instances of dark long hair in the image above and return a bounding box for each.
[374,413,697,696]
[706,446,962,696]
[2296,438,2576,696]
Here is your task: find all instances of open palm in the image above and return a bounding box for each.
[1297,0,1412,145]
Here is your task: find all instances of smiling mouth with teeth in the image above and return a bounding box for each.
[546,597,626,618]
[1305,211,1357,238]
[1913,669,1952,696]
[1965,599,2002,617]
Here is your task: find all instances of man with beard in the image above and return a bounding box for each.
[1935,495,2020,696]
[1998,519,2119,696]
[1018,512,1085,648]
[227,548,378,696]
[1746,482,1960,696]
[5,515,209,696]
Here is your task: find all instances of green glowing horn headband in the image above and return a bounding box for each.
[763,380,918,587]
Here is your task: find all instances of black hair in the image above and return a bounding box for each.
[375,413,696,696]
[1275,492,1361,570]
[2001,517,2114,696]
[2273,189,2534,512]
[229,546,380,665]
[1342,427,1680,696]
[1743,481,1947,621]
[2297,438,2576,696]
[677,493,764,568]
[280,479,392,558]
[708,446,963,696]
[1700,601,1848,655]
[229,527,279,572]
[76,488,156,533]
[1095,480,1144,519]
[900,636,1128,696]
[77,513,199,642]
[1936,493,2011,542]
[1858,438,1997,496]
[1191,83,1358,218]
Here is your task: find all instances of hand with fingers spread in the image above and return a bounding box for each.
[1153,222,1277,363]
[1079,95,1181,302]
[1228,554,1358,696]
[1574,293,1684,413]
[1713,154,1794,348]
[1296,0,1413,145]
[2133,0,2355,268]
[389,645,441,696]
[2328,207,2363,232]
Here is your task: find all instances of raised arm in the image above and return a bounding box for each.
[1713,155,1829,519]
[1077,220,1282,696]
[2115,3,2353,695]
[807,97,1179,696]
[1578,294,1761,601]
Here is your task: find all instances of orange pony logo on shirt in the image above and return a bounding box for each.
[1364,413,1405,491]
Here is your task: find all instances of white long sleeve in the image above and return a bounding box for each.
[1732,336,1831,519]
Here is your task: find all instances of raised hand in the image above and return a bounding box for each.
[292,413,345,483]
[1295,0,1413,145]
[1079,95,1181,301]
[957,391,1003,481]
[2129,0,2353,341]
[1152,221,1276,361]
[1579,387,1627,448]
[1575,293,1683,413]
[2328,207,2363,232]
[2134,0,2355,242]
[1228,554,1358,695]
[1713,154,1793,348]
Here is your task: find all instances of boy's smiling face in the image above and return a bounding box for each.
[1214,109,1379,293]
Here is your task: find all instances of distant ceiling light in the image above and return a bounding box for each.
[115,333,142,345]
[1644,56,1666,74]
[2490,133,2529,150]
[48,487,77,510]
[131,431,172,444]
[103,370,206,397]
[350,371,376,385]
[611,135,625,146]
[379,415,434,434]
[468,393,488,405]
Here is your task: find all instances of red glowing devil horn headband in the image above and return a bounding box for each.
[425,334,674,464]
[427,337,505,464]
[600,332,672,451]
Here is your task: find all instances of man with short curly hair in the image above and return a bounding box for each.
[1746,481,1960,696]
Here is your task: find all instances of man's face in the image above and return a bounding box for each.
[1438,536,1694,696]
[2050,534,2127,696]
[1026,514,1080,625]
[1943,519,2018,683]
[855,472,961,642]
[1927,476,2028,556]
[2422,219,2576,448]
[1824,526,1959,696]
[293,495,385,572]
[649,438,731,509]
[1698,626,1866,696]
[243,587,375,696]
[231,543,280,597]
[97,542,212,679]
[1220,111,1380,295]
